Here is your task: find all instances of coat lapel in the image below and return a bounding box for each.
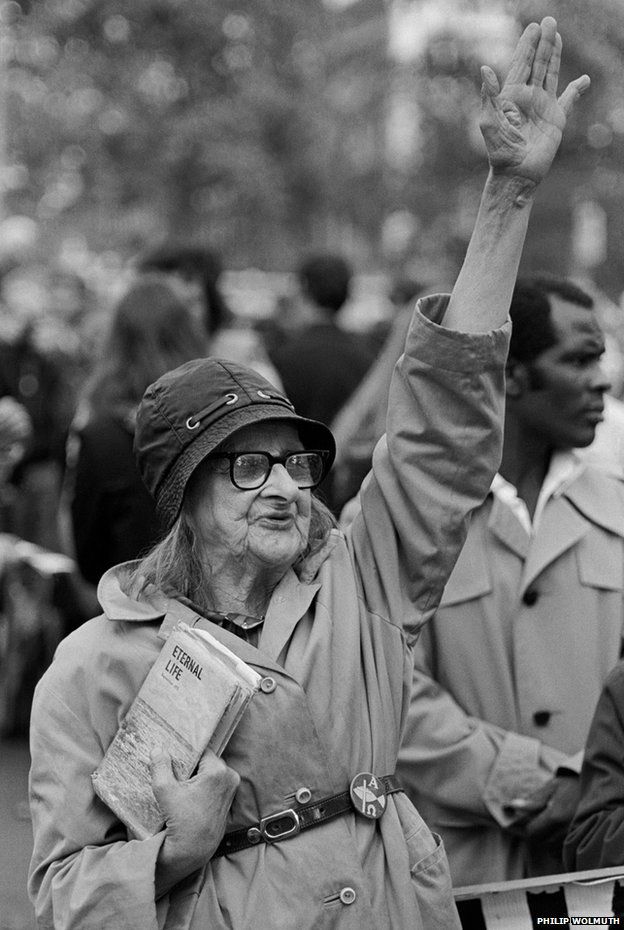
[258,569,321,662]
[157,570,321,674]
[521,467,624,593]
[521,497,588,594]
[488,494,530,560]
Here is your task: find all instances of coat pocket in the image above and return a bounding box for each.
[397,796,461,930]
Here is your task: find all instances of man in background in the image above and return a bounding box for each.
[397,276,624,885]
[267,253,377,427]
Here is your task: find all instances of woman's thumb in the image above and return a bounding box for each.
[149,747,174,789]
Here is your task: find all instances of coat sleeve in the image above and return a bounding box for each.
[347,294,510,641]
[397,630,566,828]
[563,664,624,870]
[28,675,167,929]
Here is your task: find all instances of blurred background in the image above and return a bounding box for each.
[0,0,620,320]
[2,1,624,927]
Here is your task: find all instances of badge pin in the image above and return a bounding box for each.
[349,772,387,819]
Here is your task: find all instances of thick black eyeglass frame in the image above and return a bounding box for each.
[209,450,330,490]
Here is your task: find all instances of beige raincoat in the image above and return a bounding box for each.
[28,295,509,929]
[397,461,624,885]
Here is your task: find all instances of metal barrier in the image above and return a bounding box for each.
[454,866,624,928]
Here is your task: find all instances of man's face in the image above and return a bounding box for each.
[514,297,610,449]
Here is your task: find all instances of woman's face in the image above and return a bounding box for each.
[187,421,312,575]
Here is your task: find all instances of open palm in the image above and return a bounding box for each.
[480,18,590,185]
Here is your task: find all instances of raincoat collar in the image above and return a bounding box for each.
[96,530,341,661]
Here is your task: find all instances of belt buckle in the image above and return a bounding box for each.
[259,808,301,842]
[350,772,387,820]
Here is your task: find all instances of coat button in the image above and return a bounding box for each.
[339,887,356,905]
[260,676,276,693]
[295,787,312,805]
[523,588,539,606]
[533,710,551,726]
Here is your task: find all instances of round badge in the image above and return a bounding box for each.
[349,772,387,819]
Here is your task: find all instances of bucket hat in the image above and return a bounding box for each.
[134,357,336,529]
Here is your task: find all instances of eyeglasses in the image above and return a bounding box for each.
[210,450,329,490]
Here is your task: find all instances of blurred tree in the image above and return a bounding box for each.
[4,0,624,295]
[4,0,342,266]
[384,0,624,298]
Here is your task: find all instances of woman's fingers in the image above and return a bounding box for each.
[504,21,541,86]
[480,65,500,100]
[501,17,566,95]
[558,74,591,117]
[529,16,557,87]
[544,32,562,95]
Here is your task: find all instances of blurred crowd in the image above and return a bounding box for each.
[0,242,420,573]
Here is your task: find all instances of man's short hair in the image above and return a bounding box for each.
[509,275,594,364]
[297,254,352,314]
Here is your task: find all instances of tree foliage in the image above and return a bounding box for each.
[5,0,334,265]
[5,0,624,293]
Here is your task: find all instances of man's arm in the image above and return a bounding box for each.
[443,17,589,333]
[397,638,567,828]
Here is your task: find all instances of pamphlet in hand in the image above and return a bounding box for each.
[92,621,261,839]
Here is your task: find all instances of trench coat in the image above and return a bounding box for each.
[397,462,624,886]
[28,295,509,930]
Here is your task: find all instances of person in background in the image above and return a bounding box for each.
[396,275,623,885]
[563,660,624,870]
[0,265,74,551]
[336,274,624,522]
[27,19,589,929]
[267,253,378,429]
[137,242,229,338]
[266,253,380,512]
[137,241,281,385]
[0,395,32,530]
[66,274,208,586]
[330,276,432,513]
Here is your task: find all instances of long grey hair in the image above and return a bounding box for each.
[128,493,336,612]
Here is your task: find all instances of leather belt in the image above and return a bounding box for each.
[213,772,402,858]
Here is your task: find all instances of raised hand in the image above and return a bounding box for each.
[480,17,590,186]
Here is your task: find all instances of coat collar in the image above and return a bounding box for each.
[482,464,624,593]
[488,494,530,560]
[96,533,339,671]
[97,562,168,622]
[521,466,624,592]
[562,466,624,538]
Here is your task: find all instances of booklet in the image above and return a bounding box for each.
[92,621,261,839]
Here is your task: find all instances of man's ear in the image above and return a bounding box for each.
[505,359,530,398]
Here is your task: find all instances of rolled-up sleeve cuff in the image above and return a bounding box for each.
[483,731,565,828]
[411,294,511,373]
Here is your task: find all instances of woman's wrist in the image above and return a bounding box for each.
[481,170,538,211]
[155,833,212,898]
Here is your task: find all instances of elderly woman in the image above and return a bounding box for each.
[28,20,588,930]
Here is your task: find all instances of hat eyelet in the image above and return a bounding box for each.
[225,392,238,405]
[185,417,200,430]
[257,390,271,399]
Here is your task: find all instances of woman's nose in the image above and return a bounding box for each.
[264,463,299,496]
